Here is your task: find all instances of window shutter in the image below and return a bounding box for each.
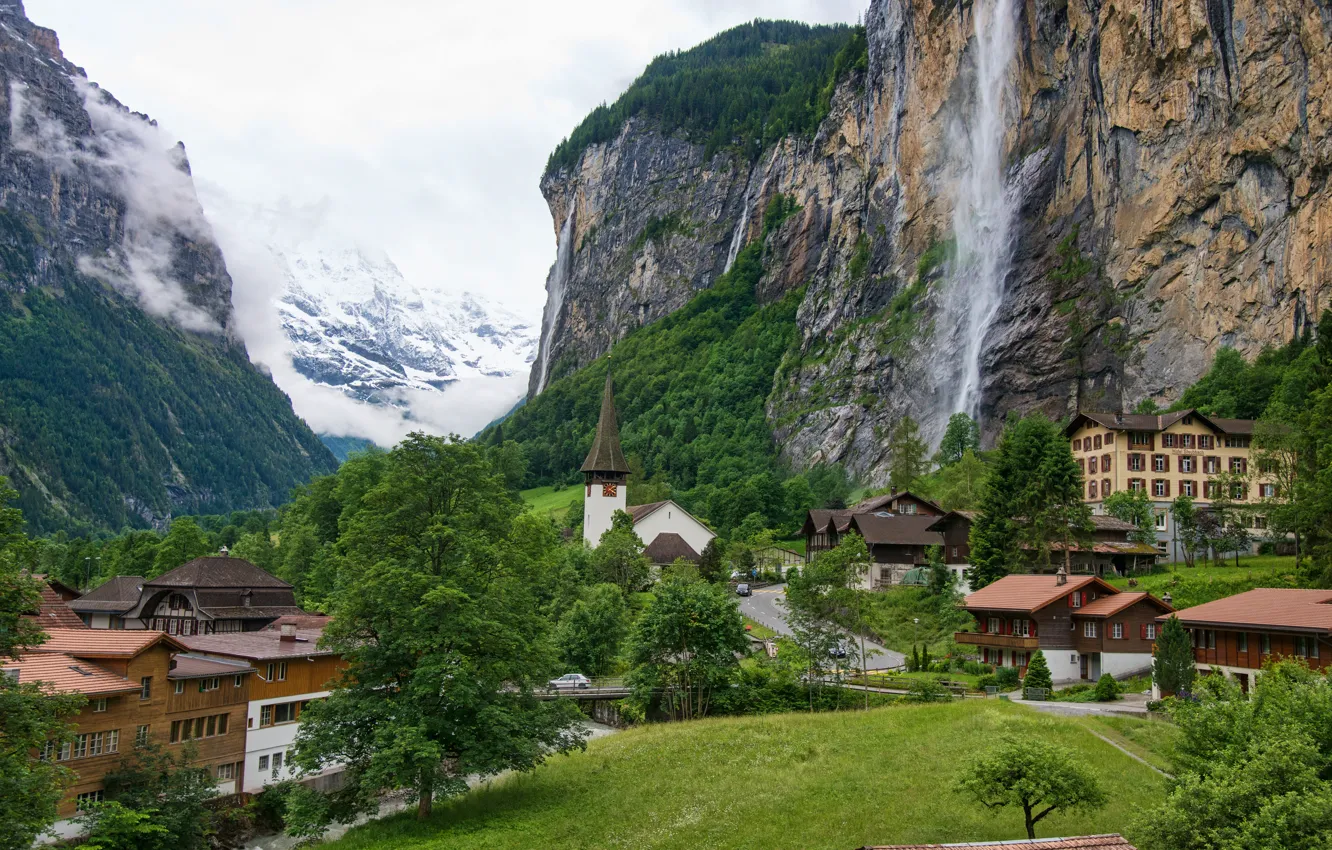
[1140,623,1148,639]
[1030,620,1037,637]
[1241,458,1248,474]
[1163,454,1170,473]
[1165,479,1171,497]
[1068,593,1075,607]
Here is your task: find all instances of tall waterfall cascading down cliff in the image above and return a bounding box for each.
[935,0,1020,420]
[724,177,755,274]
[535,203,576,395]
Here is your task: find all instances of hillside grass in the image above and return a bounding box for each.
[1104,555,1302,608]
[1074,715,1180,774]
[326,701,1165,850]
[520,485,580,520]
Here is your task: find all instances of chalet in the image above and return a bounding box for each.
[847,513,945,588]
[69,575,144,629]
[1066,410,1281,560]
[181,623,346,793]
[802,491,944,562]
[580,376,717,560]
[956,571,1173,683]
[1158,588,1332,695]
[110,552,306,635]
[7,629,251,839]
[923,512,1156,580]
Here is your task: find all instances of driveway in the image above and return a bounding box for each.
[738,584,905,671]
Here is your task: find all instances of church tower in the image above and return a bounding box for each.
[582,374,630,546]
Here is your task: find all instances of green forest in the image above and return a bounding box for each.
[0,210,337,534]
[546,20,866,173]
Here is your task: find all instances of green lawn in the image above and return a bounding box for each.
[520,485,581,521]
[742,616,779,640]
[1074,715,1179,774]
[1105,555,1303,608]
[326,702,1165,850]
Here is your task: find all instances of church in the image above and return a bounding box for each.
[581,376,716,563]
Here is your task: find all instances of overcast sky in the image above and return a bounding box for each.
[28,0,865,315]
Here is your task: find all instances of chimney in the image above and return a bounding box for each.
[1055,566,1067,586]
[1115,413,1124,425]
[280,623,297,643]
[1162,592,1172,606]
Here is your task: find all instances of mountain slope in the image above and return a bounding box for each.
[529,3,1332,484]
[0,1,336,532]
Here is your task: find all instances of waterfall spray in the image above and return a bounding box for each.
[940,0,1019,419]
[535,203,576,395]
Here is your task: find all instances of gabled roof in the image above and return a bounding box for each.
[1163,588,1332,633]
[68,576,144,613]
[28,628,187,659]
[802,509,854,536]
[853,491,945,515]
[628,501,668,523]
[177,629,336,661]
[642,532,701,564]
[28,584,87,629]
[627,500,714,540]
[861,835,1137,850]
[1064,409,1255,438]
[147,557,291,589]
[848,514,945,547]
[1077,591,1173,618]
[962,574,1115,613]
[2,653,142,696]
[581,374,630,474]
[925,511,977,532]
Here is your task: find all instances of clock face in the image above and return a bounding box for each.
[602,483,618,497]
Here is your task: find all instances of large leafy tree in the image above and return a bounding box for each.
[785,536,871,706]
[1152,615,1195,697]
[1102,489,1157,547]
[291,435,585,823]
[627,574,747,721]
[149,517,210,578]
[955,738,1106,839]
[591,510,650,593]
[935,413,981,466]
[98,741,217,850]
[1133,661,1332,850]
[0,477,84,849]
[554,583,629,677]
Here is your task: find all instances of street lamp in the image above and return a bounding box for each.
[913,617,920,655]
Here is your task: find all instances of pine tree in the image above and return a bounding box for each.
[888,415,930,492]
[1024,649,1053,692]
[1154,615,1196,696]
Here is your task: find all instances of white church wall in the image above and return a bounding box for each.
[583,479,627,547]
[634,502,715,554]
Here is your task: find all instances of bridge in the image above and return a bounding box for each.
[536,678,633,700]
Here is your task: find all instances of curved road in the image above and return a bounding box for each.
[738,584,905,671]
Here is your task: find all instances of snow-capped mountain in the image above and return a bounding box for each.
[275,242,537,406]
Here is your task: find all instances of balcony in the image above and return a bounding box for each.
[955,632,1040,651]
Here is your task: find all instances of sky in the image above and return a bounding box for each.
[25,0,865,439]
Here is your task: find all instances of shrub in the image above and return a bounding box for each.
[1023,650,1054,692]
[962,660,994,676]
[1093,673,1121,701]
[994,666,1021,689]
[906,677,952,703]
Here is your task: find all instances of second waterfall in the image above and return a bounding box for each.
[937,0,1020,421]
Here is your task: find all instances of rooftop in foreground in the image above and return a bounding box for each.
[861,835,1137,849]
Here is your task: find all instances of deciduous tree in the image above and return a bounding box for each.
[955,738,1106,839]
[554,583,629,677]
[935,413,981,467]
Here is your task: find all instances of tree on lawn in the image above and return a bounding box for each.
[786,536,872,706]
[626,574,747,721]
[1153,615,1195,697]
[1023,650,1053,693]
[554,583,629,678]
[696,538,726,583]
[0,478,85,850]
[888,415,930,492]
[955,738,1107,839]
[592,510,650,593]
[935,412,981,467]
[291,435,586,824]
[1170,495,1201,567]
[1103,489,1158,547]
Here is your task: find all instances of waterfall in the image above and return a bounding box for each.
[723,181,755,273]
[534,203,576,395]
[938,0,1020,420]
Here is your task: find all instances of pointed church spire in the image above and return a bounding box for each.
[581,373,630,474]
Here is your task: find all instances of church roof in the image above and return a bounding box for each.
[581,374,631,474]
[643,532,701,565]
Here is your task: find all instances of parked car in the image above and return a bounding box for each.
[736,583,751,597]
[548,673,591,690]
[828,642,849,659]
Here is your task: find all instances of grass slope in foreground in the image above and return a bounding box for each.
[328,701,1164,850]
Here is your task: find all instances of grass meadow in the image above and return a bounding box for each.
[326,700,1166,850]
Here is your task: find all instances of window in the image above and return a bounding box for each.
[1089,456,1098,474]
[1230,457,1247,474]
[206,715,217,737]
[170,713,230,743]
[73,734,87,759]
[1155,511,1168,531]
[174,681,185,695]
[1296,636,1312,658]
[265,663,275,681]
[1129,478,1145,492]
[1225,436,1251,448]
[42,740,71,761]
[1205,456,1221,474]
[1101,453,1112,471]
[1078,458,1085,474]
[1181,480,1197,497]
[951,546,959,559]
[1130,431,1153,448]
[902,503,917,515]
[1162,433,1177,448]
[258,754,269,771]
[1144,623,1158,640]
[1260,483,1276,499]
[274,702,298,724]
[1094,435,1103,450]
[75,790,105,812]
[1089,481,1098,499]
[140,677,152,700]
[1261,633,1271,654]
[92,697,107,713]
[1254,515,1268,530]
[987,617,1000,634]
[1112,623,1124,639]
[278,662,288,681]
[1153,479,1167,497]
[261,705,273,727]
[199,677,220,693]
[1238,632,1248,652]
[1199,434,1214,450]
[235,674,244,688]
[1105,432,1114,445]
[1129,453,1145,471]
[1207,630,1216,649]
[1073,438,1082,451]
[1181,434,1195,448]
[216,762,237,781]
[1232,482,1247,499]
[271,750,284,777]
[1083,621,1098,638]
[1102,478,1112,496]
[1153,454,1168,472]
[135,725,150,746]
[1071,592,1082,608]
[1180,455,1195,473]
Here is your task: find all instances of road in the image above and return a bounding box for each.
[738,584,905,671]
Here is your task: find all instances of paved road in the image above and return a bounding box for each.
[738,584,905,671]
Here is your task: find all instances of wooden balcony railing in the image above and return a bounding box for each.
[954,632,1040,650]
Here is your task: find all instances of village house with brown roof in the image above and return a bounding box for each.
[1156,588,1332,696]
[859,835,1137,850]
[957,572,1173,683]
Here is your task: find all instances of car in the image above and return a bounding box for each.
[827,642,849,659]
[736,583,751,597]
[548,673,591,690]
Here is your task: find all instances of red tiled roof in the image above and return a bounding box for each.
[27,584,87,629]
[177,629,335,660]
[861,835,1137,850]
[1077,591,1172,618]
[1164,588,1332,633]
[29,628,186,658]
[2,653,140,696]
[627,501,668,523]
[962,575,1110,613]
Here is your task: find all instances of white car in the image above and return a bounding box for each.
[548,673,591,690]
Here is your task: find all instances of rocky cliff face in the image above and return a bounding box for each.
[536,0,1331,484]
